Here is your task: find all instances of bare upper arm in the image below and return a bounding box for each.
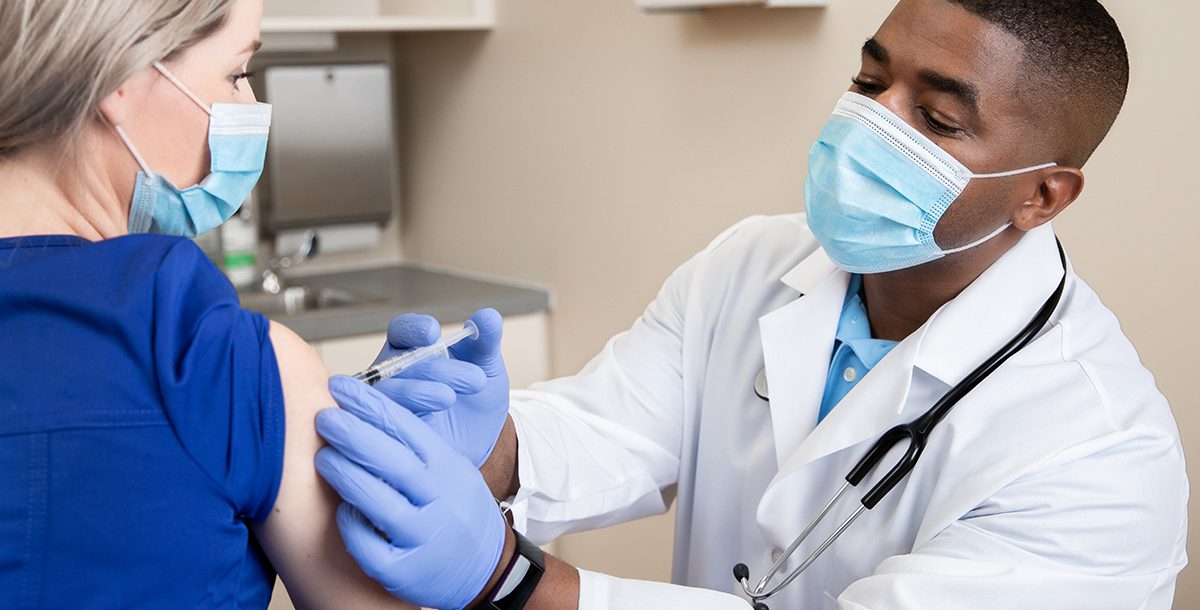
[252,321,417,610]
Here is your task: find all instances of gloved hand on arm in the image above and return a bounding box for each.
[371,308,511,468]
[315,376,510,610]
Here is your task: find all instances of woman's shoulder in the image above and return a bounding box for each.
[92,234,243,315]
[1,233,227,298]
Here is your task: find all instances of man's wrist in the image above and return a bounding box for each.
[468,522,517,610]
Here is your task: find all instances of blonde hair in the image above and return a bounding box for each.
[0,0,236,162]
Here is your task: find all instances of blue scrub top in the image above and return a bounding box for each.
[0,234,285,608]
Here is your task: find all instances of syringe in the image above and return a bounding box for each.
[352,320,480,386]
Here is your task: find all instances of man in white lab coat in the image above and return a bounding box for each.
[310,0,1188,608]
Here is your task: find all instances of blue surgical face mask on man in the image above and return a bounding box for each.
[113,62,272,238]
[804,92,1055,274]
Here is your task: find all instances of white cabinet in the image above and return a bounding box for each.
[262,0,495,33]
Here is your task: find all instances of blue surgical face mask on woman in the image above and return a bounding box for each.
[113,62,271,238]
[804,91,1055,274]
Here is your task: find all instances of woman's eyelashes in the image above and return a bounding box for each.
[229,70,256,91]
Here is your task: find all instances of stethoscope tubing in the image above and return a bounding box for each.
[737,241,1069,608]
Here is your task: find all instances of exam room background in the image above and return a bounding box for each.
[384,0,1200,605]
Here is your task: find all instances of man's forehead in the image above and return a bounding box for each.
[873,0,1029,106]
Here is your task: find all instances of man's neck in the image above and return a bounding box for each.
[860,232,1022,342]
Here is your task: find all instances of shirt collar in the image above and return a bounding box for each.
[779,223,1066,387]
[835,274,898,369]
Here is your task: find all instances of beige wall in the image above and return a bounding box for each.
[391,0,1200,606]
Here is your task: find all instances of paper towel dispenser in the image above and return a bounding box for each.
[260,63,396,232]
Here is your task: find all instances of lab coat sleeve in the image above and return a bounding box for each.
[507,218,755,543]
[576,570,751,610]
[836,429,1189,610]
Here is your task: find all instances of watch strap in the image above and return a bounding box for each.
[489,529,545,610]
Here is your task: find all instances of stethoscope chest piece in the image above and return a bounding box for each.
[754,368,769,401]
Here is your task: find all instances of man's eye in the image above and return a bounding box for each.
[922,110,965,136]
[851,77,885,95]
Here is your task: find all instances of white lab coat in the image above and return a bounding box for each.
[507,215,1188,609]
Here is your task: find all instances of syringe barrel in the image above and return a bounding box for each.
[350,319,481,386]
[374,343,449,379]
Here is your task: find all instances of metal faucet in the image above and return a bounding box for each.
[262,230,319,294]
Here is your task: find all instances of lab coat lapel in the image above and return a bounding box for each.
[757,248,846,469]
[914,224,1064,386]
[758,245,925,483]
[772,326,925,481]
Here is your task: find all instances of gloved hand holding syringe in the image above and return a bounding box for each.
[352,319,481,386]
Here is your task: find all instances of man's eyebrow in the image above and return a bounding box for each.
[862,37,889,64]
[242,40,263,54]
[918,69,980,115]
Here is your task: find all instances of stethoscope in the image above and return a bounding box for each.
[734,242,1067,609]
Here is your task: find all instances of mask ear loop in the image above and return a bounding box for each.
[939,162,1058,254]
[112,61,218,176]
[112,125,153,176]
[970,162,1058,179]
[941,222,1012,255]
[152,61,214,116]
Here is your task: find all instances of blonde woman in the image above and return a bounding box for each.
[0,1,497,607]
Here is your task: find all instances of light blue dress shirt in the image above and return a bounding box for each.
[818,274,899,423]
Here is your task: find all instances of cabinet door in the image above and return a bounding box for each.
[317,332,388,376]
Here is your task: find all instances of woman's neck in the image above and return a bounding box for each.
[0,143,128,241]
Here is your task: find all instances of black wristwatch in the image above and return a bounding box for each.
[488,527,546,610]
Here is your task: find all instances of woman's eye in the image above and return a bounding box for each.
[851,77,885,95]
[229,71,256,89]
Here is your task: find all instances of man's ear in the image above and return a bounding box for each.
[1013,167,1085,231]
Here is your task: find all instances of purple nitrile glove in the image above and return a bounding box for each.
[316,376,508,610]
[372,308,511,467]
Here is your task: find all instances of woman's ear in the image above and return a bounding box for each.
[98,86,129,128]
[97,66,155,127]
[1013,167,1086,231]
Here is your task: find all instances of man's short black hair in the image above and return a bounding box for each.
[946,0,1130,167]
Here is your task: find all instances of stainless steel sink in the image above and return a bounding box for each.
[239,285,370,316]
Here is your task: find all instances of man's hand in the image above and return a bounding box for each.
[373,308,511,468]
[316,376,511,610]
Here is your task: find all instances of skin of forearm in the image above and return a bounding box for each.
[472,416,581,609]
[466,534,581,610]
[481,416,521,501]
[525,555,580,609]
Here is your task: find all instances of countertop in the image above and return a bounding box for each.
[241,264,551,343]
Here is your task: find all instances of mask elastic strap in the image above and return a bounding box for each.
[941,222,1013,255]
[152,61,214,116]
[971,162,1058,179]
[112,125,153,175]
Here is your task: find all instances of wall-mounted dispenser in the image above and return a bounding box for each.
[260,63,397,233]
